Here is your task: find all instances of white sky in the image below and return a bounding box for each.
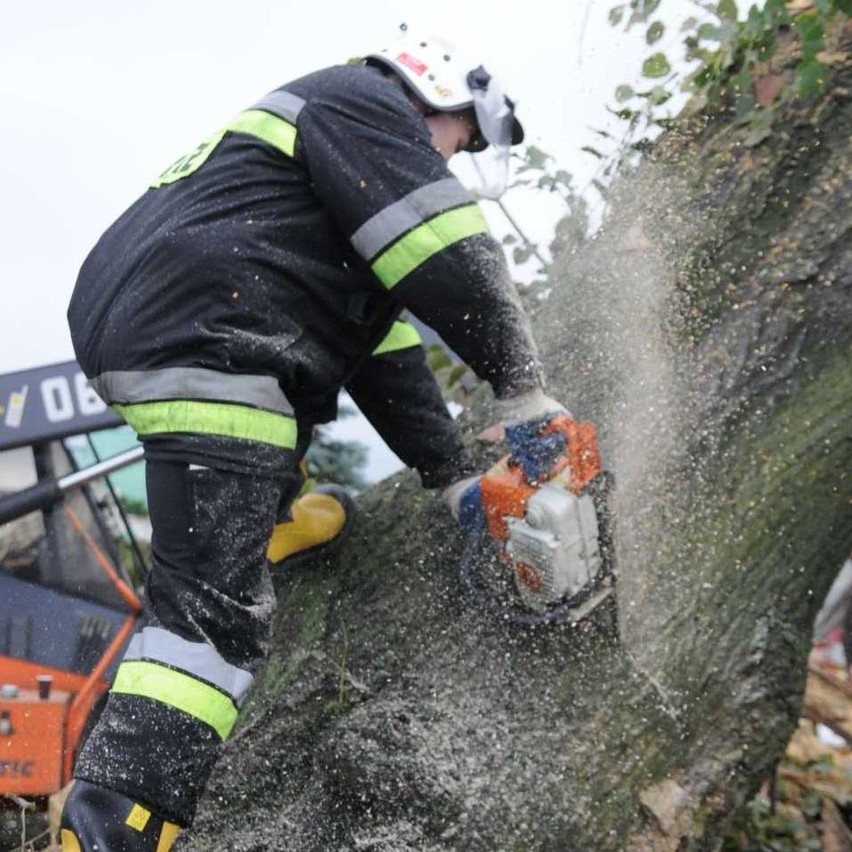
[0,0,697,479]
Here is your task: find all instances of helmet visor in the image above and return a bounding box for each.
[466,66,523,151]
[463,67,522,199]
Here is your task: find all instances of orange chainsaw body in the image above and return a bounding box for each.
[479,415,603,541]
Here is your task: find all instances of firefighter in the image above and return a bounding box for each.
[61,29,566,851]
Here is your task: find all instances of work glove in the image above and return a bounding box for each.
[493,387,569,426]
[442,474,487,538]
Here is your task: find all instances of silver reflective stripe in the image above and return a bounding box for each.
[91,367,294,415]
[252,90,306,124]
[124,626,254,706]
[350,178,475,261]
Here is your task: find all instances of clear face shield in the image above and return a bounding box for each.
[463,66,521,201]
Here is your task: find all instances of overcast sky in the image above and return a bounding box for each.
[1,1,696,478]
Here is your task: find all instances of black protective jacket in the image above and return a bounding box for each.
[68,63,542,486]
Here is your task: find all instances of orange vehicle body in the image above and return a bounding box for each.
[1,611,137,795]
[0,507,141,798]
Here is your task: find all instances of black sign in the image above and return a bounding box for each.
[0,361,121,451]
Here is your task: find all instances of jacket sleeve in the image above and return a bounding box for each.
[295,68,543,400]
[344,322,477,489]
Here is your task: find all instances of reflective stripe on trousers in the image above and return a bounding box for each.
[112,625,255,740]
[74,457,305,826]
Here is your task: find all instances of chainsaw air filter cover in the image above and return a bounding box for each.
[505,482,602,612]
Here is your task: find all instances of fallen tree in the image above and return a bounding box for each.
[179,16,852,852]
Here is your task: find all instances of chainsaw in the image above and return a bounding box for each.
[458,413,617,628]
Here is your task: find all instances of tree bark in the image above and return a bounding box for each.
[179,24,852,852]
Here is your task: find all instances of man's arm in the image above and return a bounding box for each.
[295,68,544,401]
[345,321,476,489]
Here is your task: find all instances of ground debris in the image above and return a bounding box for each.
[723,662,852,849]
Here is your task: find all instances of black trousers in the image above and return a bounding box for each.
[74,451,304,825]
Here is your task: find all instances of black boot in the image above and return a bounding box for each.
[60,780,180,852]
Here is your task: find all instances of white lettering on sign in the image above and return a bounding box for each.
[41,377,74,422]
[40,373,106,423]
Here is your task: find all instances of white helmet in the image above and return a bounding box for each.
[365,28,523,197]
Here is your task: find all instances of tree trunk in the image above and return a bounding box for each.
[179,24,852,852]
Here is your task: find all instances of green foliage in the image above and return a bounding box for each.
[609,0,850,154]
[305,405,369,490]
[502,144,592,284]
[426,343,477,403]
[118,495,148,516]
[642,51,673,77]
[511,145,579,208]
[720,787,825,850]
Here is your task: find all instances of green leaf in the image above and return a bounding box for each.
[795,13,825,61]
[647,85,672,105]
[607,105,640,120]
[641,0,661,16]
[744,4,766,36]
[615,84,635,102]
[698,22,724,41]
[524,145,550,170]
[446,364,469,388]
[831,0,852,13]
[609,4,625,25]
[581,145,604,159]
[554,169,573,187]
[733,88,755,122]
[717,0,738,20]
[501,233,518,245]
[642,51,672,78]
[646,20,665,44]
[681,15,699,31]
[426,344,452,372]
[796,59,829,98]
[513,246,533,265]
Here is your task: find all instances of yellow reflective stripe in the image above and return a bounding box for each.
[371,205,489,289]
[112,660,238,740]
[157,822,180,852]
[125,804,151,832]
[225,109,297,158]
[151,130,227,188]
[114,400,297,449]
[372,321,422,356]
[151,110,296,187]
[60,829,82,852]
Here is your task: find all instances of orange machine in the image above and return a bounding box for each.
[0,533,140,794]
[0,360,145,801]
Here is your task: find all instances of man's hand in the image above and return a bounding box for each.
[494,387,568,426]
[478,387,568,444]
[442,474,485,536]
